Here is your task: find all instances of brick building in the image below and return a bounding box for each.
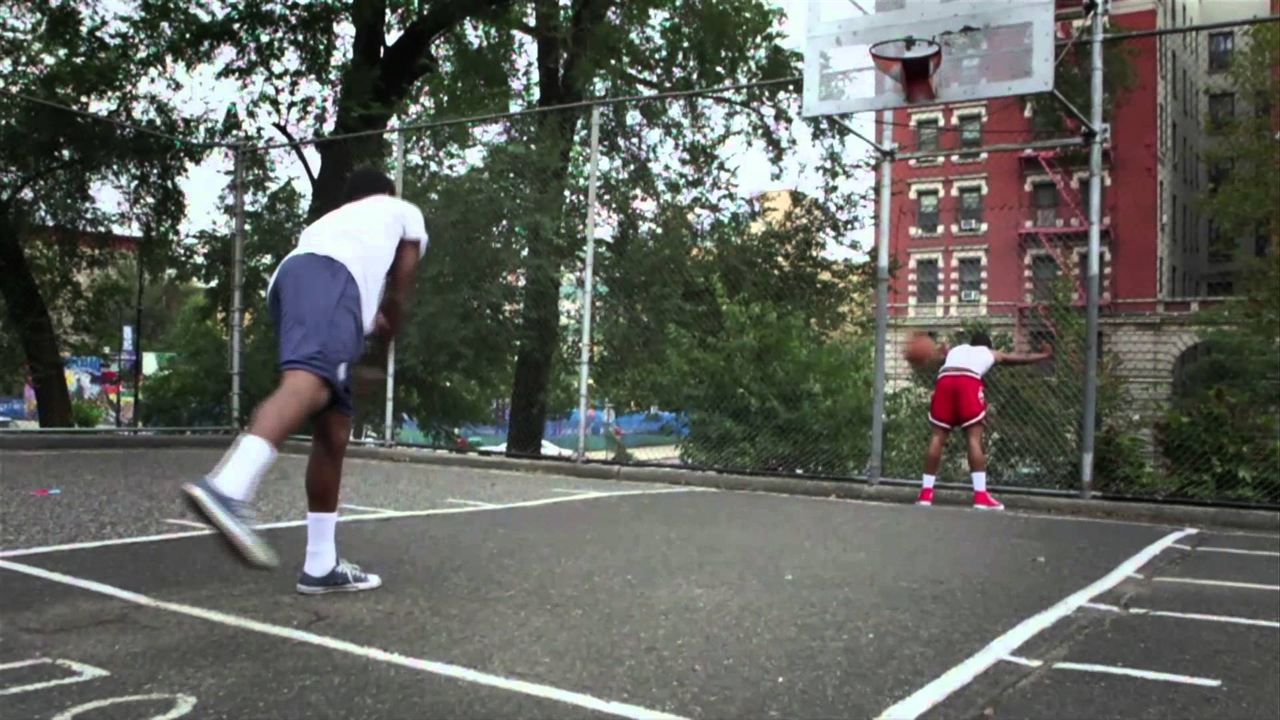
[878,0,1272,404]
[884,0,1270,325]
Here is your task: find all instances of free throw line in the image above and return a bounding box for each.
[340,503,399,514]
[877,528,1198,720]
[0,487,709,559]
[0,559,686,720]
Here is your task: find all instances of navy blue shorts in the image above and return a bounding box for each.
[268,254,364,416]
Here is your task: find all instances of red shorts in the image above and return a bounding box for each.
[929,372,987,430]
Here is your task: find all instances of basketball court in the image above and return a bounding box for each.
[2,448,1277,719]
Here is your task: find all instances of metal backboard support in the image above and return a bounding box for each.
[803,0,1056,117]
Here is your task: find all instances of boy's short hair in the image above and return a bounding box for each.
[969,331,993,348]
[341,168,396,204]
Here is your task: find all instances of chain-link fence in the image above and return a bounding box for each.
[3,12,1278,508]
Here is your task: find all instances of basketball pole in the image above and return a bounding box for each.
[1080,0,1107,499]
[576,104,603,462]
[868,113,893,485]
[385,129,405,447]
[230,142,245,429]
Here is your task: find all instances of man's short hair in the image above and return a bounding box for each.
[341,168,396,204]
[969,331,993,348]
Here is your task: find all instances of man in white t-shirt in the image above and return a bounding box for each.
[183,169,427,593]
[916,331,1052,510]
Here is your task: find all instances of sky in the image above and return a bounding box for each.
[171,0,878,258]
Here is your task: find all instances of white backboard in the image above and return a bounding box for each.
[803,0,1056,117]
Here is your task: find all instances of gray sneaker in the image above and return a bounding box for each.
[296,559,383,595]
[182,478,278,569]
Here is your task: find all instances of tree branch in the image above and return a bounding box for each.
[351,0,387,69]
[561,0,614,103]
[378,0,518,104]
[272,122,317,186]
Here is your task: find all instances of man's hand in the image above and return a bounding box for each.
[373,311,394,341]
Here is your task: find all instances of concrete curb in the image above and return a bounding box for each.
[4,434,1277,533]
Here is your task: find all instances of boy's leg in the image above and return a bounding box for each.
[297,406,381,594]
[965,423,1002,509]
[917,426,948,505]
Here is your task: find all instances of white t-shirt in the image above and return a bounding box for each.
[273,195,428,336]
[941,344,996,377]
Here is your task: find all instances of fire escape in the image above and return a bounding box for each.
[1016,144,1113,339]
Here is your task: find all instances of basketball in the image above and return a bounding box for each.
[903,332,938,368]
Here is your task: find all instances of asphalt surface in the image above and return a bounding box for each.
[1,448,1277,719]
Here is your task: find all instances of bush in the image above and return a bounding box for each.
[71,398,106,428]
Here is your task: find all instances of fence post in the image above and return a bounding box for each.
[230,142,246,429]
[385,129,405,447]
[868,114,894,484]
[576,105,603,461]
[1081,0,1108,499]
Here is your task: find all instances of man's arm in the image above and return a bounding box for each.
[375,240,422,339]
[994,343,1054,365]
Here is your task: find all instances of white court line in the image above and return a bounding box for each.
[876,528,1198,720]
[0,488,709,559]
[340,503,398,514]
[551,488,602,495]
[0,559,685,720]
[1084,602,1280,628]
[1052,661,1221,687]
[0,657,111,696]
[1172,543,1280,557]
[999,654,1222,687]
[445,499,497,508]
[163,518,210,529]
[1001,655,1044,668]
[1153,577,1279,591]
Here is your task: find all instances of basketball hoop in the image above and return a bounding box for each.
[869,37,943,104]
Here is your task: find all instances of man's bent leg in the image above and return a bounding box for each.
[297,407,381,594]
[184,370,333,569]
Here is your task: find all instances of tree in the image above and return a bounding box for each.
[1,3,207,426]
[1201,23,1279,249]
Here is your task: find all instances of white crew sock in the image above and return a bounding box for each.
[922,474,937,490]
[304,512,338,577]
[208,434,277,502]
[972,471,988,493]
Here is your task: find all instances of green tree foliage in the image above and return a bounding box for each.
[1157,23,1280,504]
[1200,23,1279,243]
[1,2,210,425]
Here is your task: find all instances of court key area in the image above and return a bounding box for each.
[1,448,1277,719]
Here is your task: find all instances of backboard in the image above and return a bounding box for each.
[802,0,1056,117]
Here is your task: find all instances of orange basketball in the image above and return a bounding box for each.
[903,332,937,367]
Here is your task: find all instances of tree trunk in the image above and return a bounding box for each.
[0,217,73,427]
[505,0,611,456]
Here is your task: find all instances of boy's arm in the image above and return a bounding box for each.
[375,240,421,339]
[994,344,1054,365]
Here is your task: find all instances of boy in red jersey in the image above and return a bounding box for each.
[915,332,1053,509]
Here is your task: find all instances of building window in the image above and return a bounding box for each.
[1208,223,1233,264]
[1209,31,1234,73]
[1034,179,1054,224]
[1172,121,1178,171]
[1182,68,1188,117]
[916,119,939,152]
[959,115,982,151]
[1207,280,1234,296]
[1208,93,1235,129]
[917,191,940,234]
[1171,54,1178,99]
[1209,161,1232,193]
[1031,255,1059,302]
[1256,225,1271,258]
[1076,252,1091,298]
[916,259,939,305]
[958,258,982,302]
[1171,193,1178,241]
[958,187,983,226]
